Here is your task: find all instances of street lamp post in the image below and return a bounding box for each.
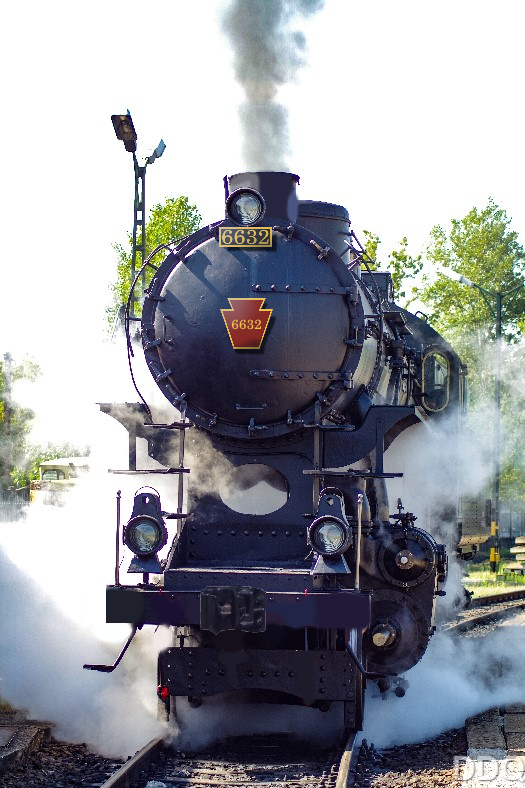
[111,111,165,319]
[442,269,524,571]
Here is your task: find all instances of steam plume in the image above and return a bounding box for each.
[221,0,324,170]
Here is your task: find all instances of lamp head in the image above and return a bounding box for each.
[111,112,137,153]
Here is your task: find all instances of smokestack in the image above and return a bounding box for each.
[221,0,324,170]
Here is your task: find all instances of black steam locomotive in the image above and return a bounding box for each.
[87,171,477,733]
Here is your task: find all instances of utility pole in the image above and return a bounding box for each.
[110,111,165,320]
[493,292,502,572]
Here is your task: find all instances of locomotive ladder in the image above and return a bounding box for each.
[108,403,191,530]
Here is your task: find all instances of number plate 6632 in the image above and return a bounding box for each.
[219,227,272,247]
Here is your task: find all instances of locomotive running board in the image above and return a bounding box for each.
[83,624,139,673]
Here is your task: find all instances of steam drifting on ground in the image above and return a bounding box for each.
[174,695,342,751]
[221,0,324,170]
[363,627,525,749]
[0,468,174,758]
[0,336,178,757]
[373,361,525,749]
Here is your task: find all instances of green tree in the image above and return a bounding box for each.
[362,231,423,304]
[417,198,525,344]
[413,199,525,504]
[109,196,202,326]
[0,354,39,493]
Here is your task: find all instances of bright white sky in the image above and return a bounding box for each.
[2,0,524,443]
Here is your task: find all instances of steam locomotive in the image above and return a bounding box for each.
[86,171,482,733]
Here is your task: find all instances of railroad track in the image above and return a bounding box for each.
[100,729,359,788]
[470,587,525,607]
[443,587,525,633]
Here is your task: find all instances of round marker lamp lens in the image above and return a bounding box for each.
[226,189,265,226]
[316,520,345,553]
[309,516,351,556]
[125,517,164,555]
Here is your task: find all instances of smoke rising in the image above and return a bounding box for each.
[221,0,324,170]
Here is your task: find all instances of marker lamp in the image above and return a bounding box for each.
[226,188,265,226]
[308,516,351,556]
[124,515,167,556]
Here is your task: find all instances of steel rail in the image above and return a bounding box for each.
[336,730,360,787]
[444,595,525,634]
[100,728,359,788]
[469,588,525,607]
[100,736,164,788]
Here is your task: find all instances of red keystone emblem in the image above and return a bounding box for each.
[221,298,272,349]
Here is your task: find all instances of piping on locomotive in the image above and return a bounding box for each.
[85,171,483,732]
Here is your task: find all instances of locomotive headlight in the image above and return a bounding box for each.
[308,516,351,556]
[226,188,265,226]
[124,515,167,556]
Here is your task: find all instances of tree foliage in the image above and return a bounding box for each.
[0,356,88,493]
[413,199,525,505]
[0,355,39,493]
[417,198,525,345]
[363,200,525,505]
[109,196,202,325]
[362,231,423,304]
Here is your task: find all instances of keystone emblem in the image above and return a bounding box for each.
[221,298,272,349]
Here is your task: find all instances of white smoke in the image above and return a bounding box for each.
[362,627,525,749]
[0,337,182,758]
[221,0,324,170]
[384,413,490,617]
[0,489,171,758]
[368,334,525,749]
[173,694,342,751]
